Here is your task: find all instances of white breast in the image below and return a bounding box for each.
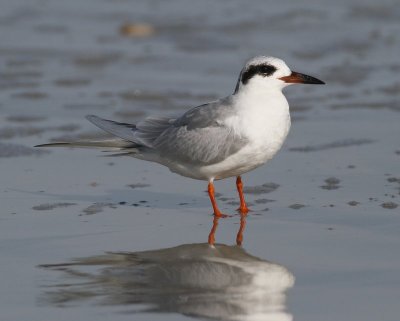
[199,89,291,180]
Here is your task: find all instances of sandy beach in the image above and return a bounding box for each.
[0,0,399,320]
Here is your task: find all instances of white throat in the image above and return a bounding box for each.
[232,81,291,151]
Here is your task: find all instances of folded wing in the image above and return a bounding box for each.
[154,97,248,165]
[86,96,247,166]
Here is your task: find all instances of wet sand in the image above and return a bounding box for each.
[0,0,399,320]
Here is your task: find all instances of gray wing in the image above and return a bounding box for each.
[173,96,236,129]
[87,96,247,165]
[86,115,175,148]
[86,115,138,142]
[134,115,176,147]
[152,96,248,165]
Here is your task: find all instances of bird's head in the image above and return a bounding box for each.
[234,56,324,94]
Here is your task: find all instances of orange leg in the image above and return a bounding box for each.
[208,181,227,218]
[236,176,249,214]
[208,216,220,245]
[236,213,247,246]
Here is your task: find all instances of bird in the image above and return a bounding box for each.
[36,56,324,217]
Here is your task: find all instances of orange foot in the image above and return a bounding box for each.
[236,176,249,215]
[214,210,229,218]
[208,182,229,218]
[236,206,249,215]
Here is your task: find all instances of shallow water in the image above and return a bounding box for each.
[1,0,400,320]
[39,235,295,321]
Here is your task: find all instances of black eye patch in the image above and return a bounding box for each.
[241,64,277,85]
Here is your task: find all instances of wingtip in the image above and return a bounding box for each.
[34,142,70,148]
[85,114,98,121]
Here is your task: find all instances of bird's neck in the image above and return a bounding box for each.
[232,85,290,144]
[234,84,287,110]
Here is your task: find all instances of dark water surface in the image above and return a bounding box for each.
[1,0,399,320]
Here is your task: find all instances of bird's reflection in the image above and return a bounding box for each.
[208,214,246,246]
[40,215,294,321]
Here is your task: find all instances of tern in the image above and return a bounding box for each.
[36,56,324,217]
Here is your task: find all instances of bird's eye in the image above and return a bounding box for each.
[240,64,277,85]
[260,65,276,76]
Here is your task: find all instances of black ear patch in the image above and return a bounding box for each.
[241,64,277,85]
